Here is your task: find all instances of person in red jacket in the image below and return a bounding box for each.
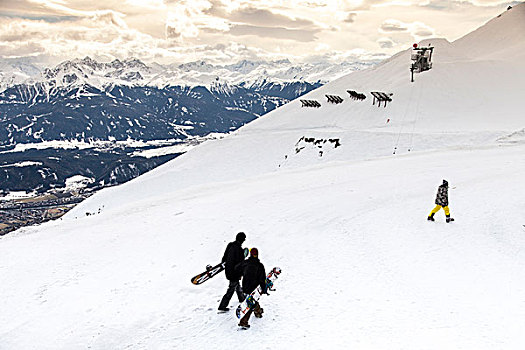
[235,247,266,328]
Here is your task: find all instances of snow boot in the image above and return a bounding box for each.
[238,321,250,329]
[218,307,230,312]
[446,216,454,223]
[252,302,263,318]
[427,213,435,221]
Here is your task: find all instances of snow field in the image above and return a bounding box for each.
[1,143,525,349]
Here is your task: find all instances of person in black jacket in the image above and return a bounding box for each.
[235,247,266,328]
[428,179,454,222]
[218,232,246,311]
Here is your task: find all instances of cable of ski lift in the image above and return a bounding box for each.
[407,82,424,152]
[394,42,434,155]
[393,83,415,155]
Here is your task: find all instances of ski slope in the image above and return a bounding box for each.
[1,4,525,349]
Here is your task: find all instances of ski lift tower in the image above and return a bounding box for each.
[410,43,434,82]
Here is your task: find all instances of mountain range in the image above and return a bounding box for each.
[0,57,375,92]
[0,57,367,193]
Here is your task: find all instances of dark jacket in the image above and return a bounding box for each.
[222,241,245,281]
[235,257,266,294]
[435,184,449,206]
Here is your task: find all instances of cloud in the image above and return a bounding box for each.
[380,19,435,38]
[299,1,328,8]
[315,43,330,51]
[227,7,315,28]
[155,41,288,65]
[204,2,324,35]
[198,2,328,43]
[90,10,128,29]
[411,22,434,37]
[420,0,513,10]
[165,25,181,38]
[165,5,201,39]
[346,0,391,11]
[299,48,388,65]
[228,24,320,42]
[344,12,357,23]
[165,2,232,40]
[1,0,55,16]
[0,0,507,70]
[0,41,46,58]
[380,19,408,32]
[1,0,128,28]
[0,20,48,42]
[377,37,395,48]
[0,12,155,62]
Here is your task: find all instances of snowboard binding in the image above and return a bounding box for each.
[265,278,275,293]
[246,295,257,309]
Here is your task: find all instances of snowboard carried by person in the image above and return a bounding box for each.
[236,266,281,323]
[235,247,282,329]
[191,262,226,285]
[190,234,248,285]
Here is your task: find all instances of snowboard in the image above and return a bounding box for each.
[190,262,225,285]
[191,248,249,285]
[236,267,282,319]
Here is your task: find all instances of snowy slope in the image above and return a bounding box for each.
[453,4,525,61]
[1,4,525,350]
[2,145,525,349]
[64,4,525,216]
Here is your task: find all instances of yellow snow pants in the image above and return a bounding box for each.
[429,205,450,216]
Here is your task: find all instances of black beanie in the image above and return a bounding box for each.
[236,232,246,242]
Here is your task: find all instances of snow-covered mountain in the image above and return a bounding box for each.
[0,58,324,193]
[153,59,375,87]
[39,57,153,90]
[0,58,41,92]
[0,54,363,194]
[1,4,525,350]
[0,57,374,92]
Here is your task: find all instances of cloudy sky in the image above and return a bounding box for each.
[0,0,519,66]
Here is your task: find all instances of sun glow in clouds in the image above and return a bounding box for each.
[0,0,512,66]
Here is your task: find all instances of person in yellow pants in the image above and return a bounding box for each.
[428,180,454,223]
